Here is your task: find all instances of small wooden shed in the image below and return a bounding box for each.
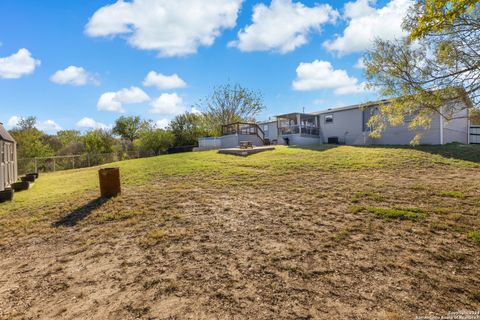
[0,122,17,192]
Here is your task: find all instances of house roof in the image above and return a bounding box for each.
[264,99,390,121]
[0,123,15,142]
[257,119,277,124]
[312,99,389,115]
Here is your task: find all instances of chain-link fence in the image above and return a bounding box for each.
[17,150,156,175]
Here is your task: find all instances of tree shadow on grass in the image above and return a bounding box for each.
[289,142,480,164]
[53,197,110,227]
[367,143,480,164]
[287,144,339,152]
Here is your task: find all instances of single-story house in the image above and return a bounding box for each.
[198,99,471,149]
[0,122,17,192]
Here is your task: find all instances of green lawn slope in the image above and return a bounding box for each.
[0,144,479,318]
[2,144,479,212]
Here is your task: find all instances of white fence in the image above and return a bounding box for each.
[198,137,222,149]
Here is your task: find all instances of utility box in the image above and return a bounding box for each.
[327,137,339,144]
[99,167,121,198]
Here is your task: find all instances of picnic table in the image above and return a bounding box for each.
[239,141,253,149]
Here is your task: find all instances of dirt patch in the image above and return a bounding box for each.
[0,167,479,319]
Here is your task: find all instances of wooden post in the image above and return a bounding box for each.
[87,154,91,167]
[72,156,75,169]
[34,158,37,173]
[53,158,56,172]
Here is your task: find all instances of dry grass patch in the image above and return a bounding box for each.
[351,191,385,203]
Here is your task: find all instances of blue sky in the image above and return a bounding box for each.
[0,0,411,132]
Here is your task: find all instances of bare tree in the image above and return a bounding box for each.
[198,83,265,135]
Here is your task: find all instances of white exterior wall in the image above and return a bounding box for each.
[319,108,367,145]
[219,135,238,148]
[283,135,322,145]
[220,134,264,148]
[318,107,444,145]
[198,137,223,149]
[261,121,279,142]
[442,103,469,144]
[372,114,441,145]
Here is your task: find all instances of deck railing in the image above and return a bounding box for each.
[221,122,267,144]
[279,125,319,136]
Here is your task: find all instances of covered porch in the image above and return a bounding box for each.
[276,113,320,136]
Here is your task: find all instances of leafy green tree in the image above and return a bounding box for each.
[112,116,148,143]
[198,83,265,135]
[43,135,63,153]
[17,116,37,130]
[470,108,480,124]
[407,0,479,40]
[170,112,212,146]
[138,127,175,155]
[54,130,85,155]
[364,0,479,143]
[57,130,81,146]
[9,117,54,159]
[82,129,116,154]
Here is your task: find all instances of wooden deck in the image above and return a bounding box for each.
[218,146,275,157]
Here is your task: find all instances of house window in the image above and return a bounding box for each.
[362,106,377,132]
[404,113,415,122]
[325,114,334,123]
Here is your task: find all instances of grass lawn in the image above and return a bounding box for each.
[0,144,479,319]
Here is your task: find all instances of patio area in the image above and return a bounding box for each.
[276,113,320,136]
[218,146,275,157]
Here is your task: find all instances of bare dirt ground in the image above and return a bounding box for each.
[1,165,479,319]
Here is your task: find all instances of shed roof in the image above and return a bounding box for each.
[0,123,15,142]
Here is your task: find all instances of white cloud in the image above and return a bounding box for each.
[292,59,369,95]
[334,83,370,95]
[150,93,186,115]
[6,116,20,128]
[354,57,366,69]
[344,0,376,18]
[229,0,338,53]
[143,71,186,89]
[50,66,98,86]
[155,118,170,129]
[97,86,150,112]
[76,117,111,130]
[323,0,412,54]
[85,0,243,57]
[37,120,62,132]
[191,106,202,115]
[0,48,41,79]
[6,115,61,132]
